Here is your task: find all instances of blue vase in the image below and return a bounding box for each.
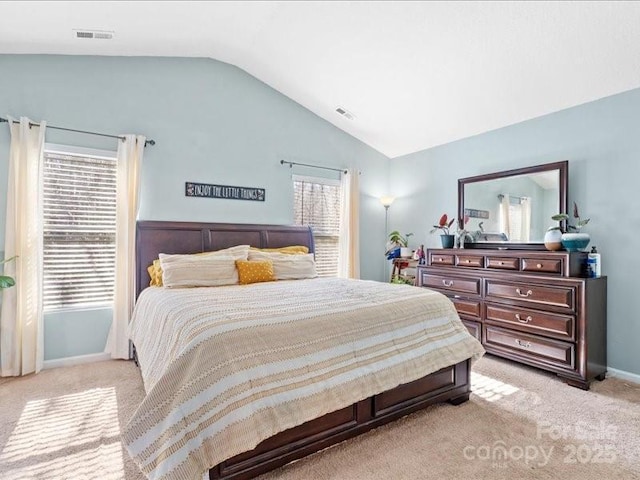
[561,233,590,252]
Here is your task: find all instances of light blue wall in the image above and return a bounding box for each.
[389,87,640,375]
[0,55,391,361]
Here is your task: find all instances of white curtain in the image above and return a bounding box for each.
[1,116,46,376]
[520,197,531,242]
[105,134,145,359]
[338,168,360,279]
[498,194,510,240]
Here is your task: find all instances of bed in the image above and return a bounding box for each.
[125,221,484,480]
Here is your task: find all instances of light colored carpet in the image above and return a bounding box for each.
[0,356,638,480]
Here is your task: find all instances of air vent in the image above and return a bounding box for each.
[73,29,115,40]
[335,107,356,121]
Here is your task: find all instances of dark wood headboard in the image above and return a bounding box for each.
[136,221,314,298]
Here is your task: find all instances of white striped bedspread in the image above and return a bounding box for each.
[124,277,484,480]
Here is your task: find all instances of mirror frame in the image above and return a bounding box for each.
[458,160,568,250]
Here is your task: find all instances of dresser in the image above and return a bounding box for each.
[417,248,607,389]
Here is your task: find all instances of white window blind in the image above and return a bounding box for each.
[42,146,117,311]
[293,176,342,277]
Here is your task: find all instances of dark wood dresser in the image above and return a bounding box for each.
[417,248,607,389]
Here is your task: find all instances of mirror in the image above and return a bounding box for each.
[458,161,568,250]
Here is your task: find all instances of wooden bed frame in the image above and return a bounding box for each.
[135,221,472,480]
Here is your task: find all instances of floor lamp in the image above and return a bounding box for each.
[380,196,395,281]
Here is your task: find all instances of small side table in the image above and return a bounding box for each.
[390,258,418,284]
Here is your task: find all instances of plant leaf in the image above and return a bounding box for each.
[447,218,455,228]
[551,213,569,221]
[438,214,448,227]
[0,275,16,289]
[573,202,579,219]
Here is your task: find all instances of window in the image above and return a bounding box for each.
[42,144,117,311]
[293,176,342,277]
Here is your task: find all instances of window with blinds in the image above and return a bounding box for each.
[293,176,342,277]
[42,146,117,311]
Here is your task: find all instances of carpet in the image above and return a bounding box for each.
[0,356,638,479]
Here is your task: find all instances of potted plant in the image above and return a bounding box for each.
[551,202,591,252]
[0,255,17,290]
[430,214,455,248]
[387,231,414,258]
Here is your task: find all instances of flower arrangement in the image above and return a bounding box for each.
[430,214,455,235]
[551,202,590,233]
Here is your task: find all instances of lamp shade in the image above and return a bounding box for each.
[380,195,395,208]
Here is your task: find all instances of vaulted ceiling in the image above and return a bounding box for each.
[2,1,640,158]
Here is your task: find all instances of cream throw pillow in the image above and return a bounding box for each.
[159,254,238,288]
[247,251,317,280]
[159,245,250,288]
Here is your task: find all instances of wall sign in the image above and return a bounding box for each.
[185,182,265,202]
[464,208,490,219]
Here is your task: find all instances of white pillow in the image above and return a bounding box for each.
[247,251,317,280]
[159,253,244,288]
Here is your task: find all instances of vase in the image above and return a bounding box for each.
[543,228,563,251]
[561,232,591,252]
[440,234,455,248]
[400,247,412,258]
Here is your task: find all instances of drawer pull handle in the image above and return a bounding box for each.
[515,339,532,348]
[442,280,454,287]
[498,261,504,265]
[516,288,533,297]
[464,259,470,263]
[438,258,443,262]
[536,263,543,269]
[515,314,532,324]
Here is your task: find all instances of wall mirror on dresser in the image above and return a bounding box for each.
[459,161,568,250]
[418,160,607,390]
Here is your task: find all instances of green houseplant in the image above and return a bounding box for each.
[0,255,17,289]
[430,214,455,248]
[388,231,414,258]
[550,202,591,252]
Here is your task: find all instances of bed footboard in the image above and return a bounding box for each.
[210,358,471,480]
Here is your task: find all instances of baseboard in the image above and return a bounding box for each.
[607,367,640,385]
[43,352,112,370]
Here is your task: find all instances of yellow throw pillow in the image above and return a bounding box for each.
[235,260,276,285]
[249,245,309,254]
[148,259,163,287]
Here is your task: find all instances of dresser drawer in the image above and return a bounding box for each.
[461,319,481,341]
[521,258,562,274]
[484,326,575,369]
[430,253,455,266]
[485,304,574,341]
[455,254,484,268]
[485,280,575,310]
[450,297,481,320]
[420,273,481,296]
[486,256,519,270]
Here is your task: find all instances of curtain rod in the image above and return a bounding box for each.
[0,117,156,147]
[280,159,347,174]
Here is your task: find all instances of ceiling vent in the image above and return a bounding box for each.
[73,29,115,40]
[335,107,356,121]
